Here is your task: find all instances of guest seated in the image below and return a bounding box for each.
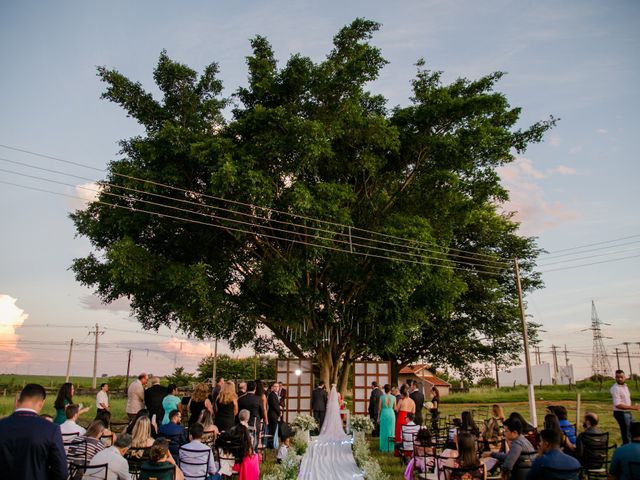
[61,404,87,437]
[609,422,640,480]
[483,417,535,480]
[412,428,434,473]
[130,416,155,452]
[450,432,487,479]
[575,412,607,469]
[82,432,133,480]
[460,411,480,437]
[197,409,219,443]
[139,438,185,480]
[231,424,260,480]
[179,423,219,479]
[548,405,576,446]
[484,405,505,444]
[400,412,421,457]
[543,414,575,455]
[126,409,157,437]
[526,429,580,480]
[158,410,187,459]
[68,420,107,470]
[508,412,539,449]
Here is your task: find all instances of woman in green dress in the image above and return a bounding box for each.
[378,384,396,452]
[53,383,74,425]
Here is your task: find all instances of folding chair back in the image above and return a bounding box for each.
[75,463,110,480]
[178,446,212,480]
[540,465,581,480]
[139,462,176,480]
[441,464,486,480]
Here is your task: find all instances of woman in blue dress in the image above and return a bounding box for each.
[378,384,396,452]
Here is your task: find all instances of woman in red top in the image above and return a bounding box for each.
[394,384,415,456]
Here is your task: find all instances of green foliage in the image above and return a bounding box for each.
[196,355,275,382]
[165,367,196,387]
[476,376,497,387]
[71,18,552,385]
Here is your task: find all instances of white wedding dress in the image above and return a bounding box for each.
[298,386,363,479]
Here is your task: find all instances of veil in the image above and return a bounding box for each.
[318,384,349,440]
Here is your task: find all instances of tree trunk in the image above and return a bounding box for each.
[338,357,352,396]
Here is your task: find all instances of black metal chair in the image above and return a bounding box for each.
[582,443,617,480]
[628,461,640,480]
[510,450,537,480]
[73,463,109,480]
[441,464,486,480]
[139,462,176,479]
[539,465,582,480]
[125,447,150,479]
[178,446,213,480]
[66,437,89,480]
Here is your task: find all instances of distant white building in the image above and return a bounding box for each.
[556,365,575,385]
[498,362,553,386]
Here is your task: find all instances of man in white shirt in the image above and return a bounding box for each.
[611,369,639,444]
[96,383,109,413]
[126,372,148,421]
[179,423,218,479]
[60,404,87,437]
[83,433,132,480]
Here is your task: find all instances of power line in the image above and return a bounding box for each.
[540,254,640,273]
[538,240,640,261]
[0,156,510,268]
[0,178,505,275]
[540,234,640,255]
[538,246,640,266]
[0,143,511,262]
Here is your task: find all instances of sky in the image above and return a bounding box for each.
[0,0,638,380]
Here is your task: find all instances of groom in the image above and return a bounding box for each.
[311,381,328,430]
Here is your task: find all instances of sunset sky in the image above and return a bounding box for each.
[1,0,638,380]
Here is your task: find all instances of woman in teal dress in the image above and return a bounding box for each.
[54,382,74,425]
[378,384,396,452]
[161,384,181,425]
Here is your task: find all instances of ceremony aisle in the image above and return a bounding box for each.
[298,386,363,479]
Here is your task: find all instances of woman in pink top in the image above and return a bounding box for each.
[232,425,260,480]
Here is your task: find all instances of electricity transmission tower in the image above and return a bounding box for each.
[589,301,612,378]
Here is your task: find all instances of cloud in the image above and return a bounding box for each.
[548,134,561,147]
[66,182,102,211]
[497,157,581,235]
[0,294,31,366]
[596,128,607,134]
[80,294,131,314]
[568,146,583,155]
[547,165,577,175]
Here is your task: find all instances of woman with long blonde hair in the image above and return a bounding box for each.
[197,409,219,443]
[215,380,239,432]
[130,416,154,459]
[188,383,213,427]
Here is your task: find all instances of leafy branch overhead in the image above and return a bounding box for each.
[71,18,552,385]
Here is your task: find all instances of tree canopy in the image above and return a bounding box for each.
[72,19,553,387]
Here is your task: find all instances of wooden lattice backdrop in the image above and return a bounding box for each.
[275,358,313,423]
[352,361,391,416]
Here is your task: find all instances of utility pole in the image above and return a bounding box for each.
[88,323,105,389]
[514,258,537,428]
[65,339,74,382]
[623,342,636,387]
[615,348,621,371]
[534,346,541,365]
[494,358,500,388]
[211,337,219,385]
[551,345,559,375]
[563,344,569,366]
[125,349,132,390]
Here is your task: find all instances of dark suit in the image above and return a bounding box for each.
[368,387,382,436]
[0,409,68,480]
[144,384,168,423]
[278,387,287,411]
[267,391,281,447]
[311,387,328,429]
[238,392,264,431]
[410,389,425,425]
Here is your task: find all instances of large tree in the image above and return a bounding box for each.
[72,19,552,389]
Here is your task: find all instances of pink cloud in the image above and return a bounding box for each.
[497,157,581,235]
[0,295,32,368]
[80,294,131,314]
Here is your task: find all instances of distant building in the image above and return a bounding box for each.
[498,362,553,387]
[398,364,451,396]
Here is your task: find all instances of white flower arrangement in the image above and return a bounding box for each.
[262,449,302,480]
[350,414,375,433]
[291,413,318,432]
[352,435,389,480]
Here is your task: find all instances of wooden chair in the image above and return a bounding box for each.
[539,465,582,480]
[73,463,109,480]
[178,445,213,480]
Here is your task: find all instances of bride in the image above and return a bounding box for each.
[298,385,362,479]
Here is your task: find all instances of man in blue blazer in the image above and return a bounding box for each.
[0,383,68,480]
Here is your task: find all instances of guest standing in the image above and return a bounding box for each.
[430,386,440,431]
[161,384,181,425]
[187,383,213,427]
[311,381,327,430]
[267,382,281,447]
[144,377,167,425]
[54,382,88,424]
[394,384,416,456]
[0,383,68,480]
[126,373,149,421]
[610,369,639,444]
[255,379,269,435]
[238,380,265,432]
[409,381,425,426]
[215,380,239,433]
[377,384,396,452]
[368,382,382,436]
[96,383,110,414]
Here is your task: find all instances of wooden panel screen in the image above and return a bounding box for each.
[275,358,313,423]
[353,361,390,416]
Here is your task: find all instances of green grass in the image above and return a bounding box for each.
[0,374,97,391]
